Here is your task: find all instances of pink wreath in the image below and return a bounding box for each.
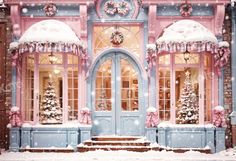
[110,30,124,45]
[180,3,192,17]
[104,1,117,15]
[117,1,130,16]
[43,3,57,17]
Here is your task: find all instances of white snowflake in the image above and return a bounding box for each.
[22,8,28,13]
[231,0,236,6]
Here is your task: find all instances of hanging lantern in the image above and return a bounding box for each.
[183,50,190,63]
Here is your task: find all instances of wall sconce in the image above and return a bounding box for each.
[48,52,57,64]
[183,50,190,63]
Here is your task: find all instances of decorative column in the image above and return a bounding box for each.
[79,4,88,110]
[217,36,224,107]
[10,5,21,107]
[214,4,226,107]
[230,8,236,147]
[147,5,157,108]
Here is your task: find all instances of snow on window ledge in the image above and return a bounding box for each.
[157,122,215,128]
[21,122,92,128]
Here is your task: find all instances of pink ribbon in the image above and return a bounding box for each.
[81,52,89,67]
[11,50,22,77]
[145,111,158,128]
[146,50,157,76]
[9,110,22,127]
[11,51,19,67]
[214,47,230,76]
[212,109,226,128]
[79,109,92,125]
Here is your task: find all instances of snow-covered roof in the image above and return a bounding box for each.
[156,20,218,44]
[19,20,82,45]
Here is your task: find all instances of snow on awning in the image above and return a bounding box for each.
[18,20,84,54]
[156,20,218,53]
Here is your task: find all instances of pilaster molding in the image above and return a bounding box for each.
[80,5,88,40]
[10,5,20,25]
[5,0,94,5]
[231,8,236,125]
[142,0,229,5]
[214,4,225,36]
[148,5,156,43]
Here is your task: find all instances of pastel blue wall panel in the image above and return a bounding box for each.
[32,131,67,147]
[9,128,20,152]
[145,128,157,143]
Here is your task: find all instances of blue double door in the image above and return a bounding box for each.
[92,52,144,136]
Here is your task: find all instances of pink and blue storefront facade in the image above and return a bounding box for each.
[6,0,234,153]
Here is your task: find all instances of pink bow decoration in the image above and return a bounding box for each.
[214,46,230,76]
[146,48,157,76]
[11,51,19,67]
[9,106,22,127]
[212,106,226,128]
[79,108,92,125]
[145,111,158,128]
[81,52,89,67]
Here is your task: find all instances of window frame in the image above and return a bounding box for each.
[156,52,216,124]
[22,53,80,123]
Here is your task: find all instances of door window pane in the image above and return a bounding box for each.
[158,68,170,121]
[24,55,34,121]
[175,68,199,124]
[68,67,79,120]
[159,54,170,65]
[120,59,139,111]
[204,54,212,122]
[95,59,112,111]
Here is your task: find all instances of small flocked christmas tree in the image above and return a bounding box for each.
[40,81,62,124]
[176,70,199,124]
[97,89,107,111]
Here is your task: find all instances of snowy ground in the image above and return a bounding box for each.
[0,149,236,161]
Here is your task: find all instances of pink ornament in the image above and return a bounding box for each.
[79,107,92,125]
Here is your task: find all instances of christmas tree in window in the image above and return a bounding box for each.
[40,81,62,124]
[176,70,199,124]
[97,89,107,111]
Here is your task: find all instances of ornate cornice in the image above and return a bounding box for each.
[142,0,229,5]
[5,0,95,5]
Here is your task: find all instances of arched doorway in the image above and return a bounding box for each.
[91,51,145,136]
